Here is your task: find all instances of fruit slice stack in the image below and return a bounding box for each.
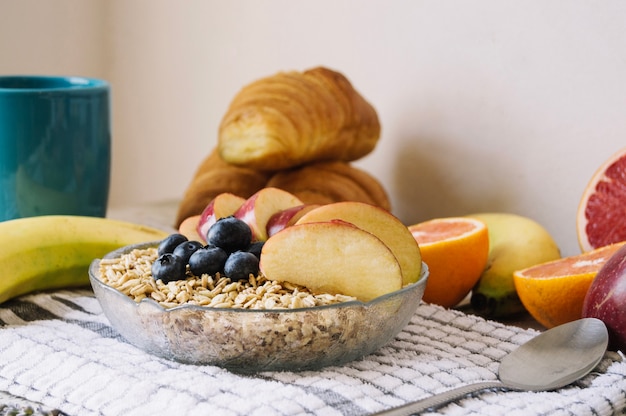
[179,192,423,303]
[260,201,423,302]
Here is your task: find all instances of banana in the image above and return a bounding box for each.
[0,215,169,305]
[467,213,561,318]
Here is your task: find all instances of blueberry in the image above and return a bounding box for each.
[223,251,259,281]
[246,241,265,260]
[172,240,204,264]
[157,233,188,256]
[152,253,186,283]
[207,216,252,253]
[188,246,228,277]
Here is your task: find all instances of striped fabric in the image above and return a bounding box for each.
[0,290,624,416]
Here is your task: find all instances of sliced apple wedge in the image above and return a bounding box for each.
[178,215,205,242]
[234,187,303,241]
[266,204,321,237]
[197,193,246,240]
[260,220,403,302]
[295,201,422,286]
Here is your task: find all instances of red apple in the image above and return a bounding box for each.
[178,215,205,242]
[266,204,321,237]
[197,193,245,241]
[234,187,303,242]
[260,220,403,301]
[582,243,626,352]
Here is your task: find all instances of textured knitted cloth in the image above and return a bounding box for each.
[0,290,624,416]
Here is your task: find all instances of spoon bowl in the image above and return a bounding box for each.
[373,318,609,415]
[499,317,608,391]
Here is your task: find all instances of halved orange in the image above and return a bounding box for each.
[577,147,626,252]
[408,217,489,308]
[513,242,626,329]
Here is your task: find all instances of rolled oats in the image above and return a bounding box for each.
[98,247,356,310]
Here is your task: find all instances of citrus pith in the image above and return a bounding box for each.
[513,242,626,329]
[409,217,489,308]
[577,147,626,252]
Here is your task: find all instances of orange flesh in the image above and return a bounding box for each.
[411,220,479,244]
[517,243,625,278]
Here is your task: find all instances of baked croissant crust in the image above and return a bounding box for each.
[175,149,272,226]
[218,67,381,171]
[265,161,391,211]
[175,154,391,227]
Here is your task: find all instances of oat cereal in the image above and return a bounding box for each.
[98,247,356,309]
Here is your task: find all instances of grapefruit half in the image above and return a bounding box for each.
[577,147,626,252]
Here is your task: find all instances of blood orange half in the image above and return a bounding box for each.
[577,147,626,252]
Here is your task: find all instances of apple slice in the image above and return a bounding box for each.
[234,187,303,241]
[178,215,205,242]
[197,193,246,241]
[260,220,403,301]
[266,204,321,237]
[295,201,422,286]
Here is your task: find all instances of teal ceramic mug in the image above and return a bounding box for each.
[0,76,111,222]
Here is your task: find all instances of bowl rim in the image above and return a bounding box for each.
[89,241,429,314]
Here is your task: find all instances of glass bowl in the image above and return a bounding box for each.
[89,241,429,373]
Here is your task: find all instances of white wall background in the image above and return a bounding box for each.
[1,0,625,256]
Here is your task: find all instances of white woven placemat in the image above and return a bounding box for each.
[0,290,623,416]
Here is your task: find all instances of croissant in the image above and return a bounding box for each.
[175,154,391,227]
[175,149,272,226]
[218,67,380,171]
[266,161,391,211]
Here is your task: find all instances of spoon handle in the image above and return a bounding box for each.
[371,381,505,415]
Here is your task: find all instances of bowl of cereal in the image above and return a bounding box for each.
[89,241,428,373]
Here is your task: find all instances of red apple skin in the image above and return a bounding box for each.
[233,195,260,238]
[233,187,303,242]
[266,204,321,237]
[197,202,218,239]
[197,193,245,241]
[582,243,626,352]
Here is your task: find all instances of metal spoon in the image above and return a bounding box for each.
[372,318,608,416]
